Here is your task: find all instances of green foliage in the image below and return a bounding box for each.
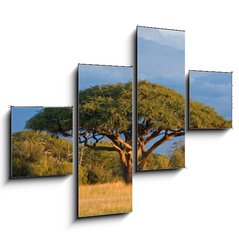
[79,166,88,184]
[143,144,185,170]
[190,101,232,129]
[78,82,133,183]
[22,82,230,179]
[143,154,171,170]
[26,107,72,136]
[12,131,72,177]
[78,82,132,131]
[24,82,230,134]
[170,144,185,169]
[79,142,124,184]
[138,80,185,130]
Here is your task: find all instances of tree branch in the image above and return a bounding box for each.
[84,144,118,152]
[145,130,185,157]
[61,131,72,137]
[137,138,146,159]
[109,140,123,152]
[143,129,162,145]
[116,136,132,150]
[78,130,125,153]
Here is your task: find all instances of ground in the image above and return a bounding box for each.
[78,182,132,218]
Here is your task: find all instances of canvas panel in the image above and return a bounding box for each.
[78,64,133,218]
[11,106,73,178]
[189,70,232,129]
[137,26,185,171]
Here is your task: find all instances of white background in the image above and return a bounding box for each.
[0,0,239,239]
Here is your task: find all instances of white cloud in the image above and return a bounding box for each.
[80,65,131,80]
[202,82,231,93]
[138,26,185,50]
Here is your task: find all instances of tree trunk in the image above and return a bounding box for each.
[137,131,185,171]
[79,147,85,166]
[137,151,148,171]
[120,151,132,184]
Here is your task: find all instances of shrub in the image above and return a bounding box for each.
[12,130,73,177]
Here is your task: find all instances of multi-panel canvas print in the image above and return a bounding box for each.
[11,106,73,178]
[189,70,232,129]
[78,64,133,218]
[137,26,185,171]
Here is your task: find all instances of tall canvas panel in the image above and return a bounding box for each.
[11,106,73,178]
[137,26,185,171]
[189,70,232,129]
[78,64,132,218]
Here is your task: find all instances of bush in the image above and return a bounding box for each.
[143,154,170,170]
[78,142,124,184]
[12,131,73,177]
[170,144,185,168]
[143,142,185,170]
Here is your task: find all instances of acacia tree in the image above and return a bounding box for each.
[78,82,133,184]
[26,108,73,137]
[137,81,231,170]
[137,81,185,170]
[26,81,231,182]
[189,101,232,129]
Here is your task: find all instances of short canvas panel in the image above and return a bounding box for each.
[189,70,232,129]
[137,26,185,171]
[78,64,133,218]
[11,106,73,178]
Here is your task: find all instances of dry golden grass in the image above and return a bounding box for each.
[79,181,132,218]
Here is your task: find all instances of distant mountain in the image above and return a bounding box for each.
[137,37,185,95]
[150,75,185,96]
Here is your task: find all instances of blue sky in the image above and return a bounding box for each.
[148,134,185,156]
[78,64,133,144]
[137,26,185,95]
[137,26,185,157]
[11,107,42,133]
[78,64,132,90]
[190,71,232,120]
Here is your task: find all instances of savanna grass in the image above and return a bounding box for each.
[79,181,132,217]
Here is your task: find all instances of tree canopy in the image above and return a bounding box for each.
[26,107,72,137]
[189,100,232,129]
[78,82,133,183]
[25,80,231,178]
[138,80,185,130]
[137,80,185,170]
[79,82,132,132]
